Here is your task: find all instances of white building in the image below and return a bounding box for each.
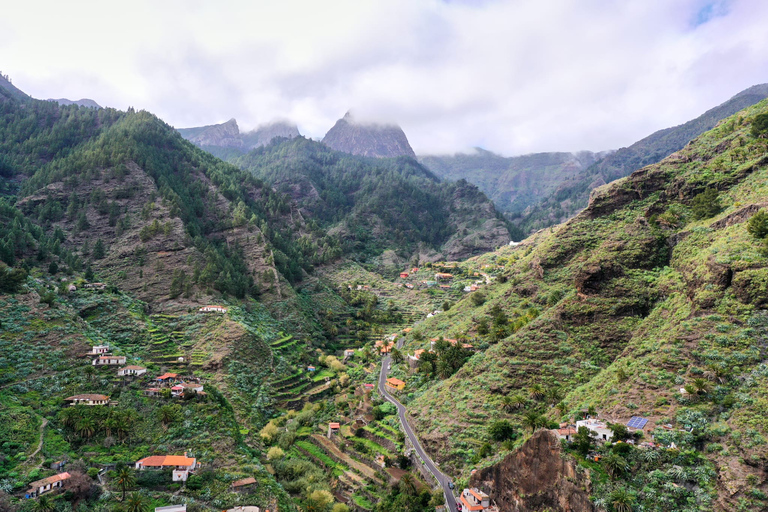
[87,345,110,355]
[576,418,613,442]
[118,365,147,377]
[136,454,199,482]
[92,355,126,366]
[199,305,227,313]
[26,472,71,497]
[155,506,187,512]
[460,488,498,512]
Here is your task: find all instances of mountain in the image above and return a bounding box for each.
[49,98,101,108]
[0,73,29,102]
[516,83,768,234]
[420,148,610,226]
[177,118,300,157]
[229,136,511,262]
[321,111,416,158]
[397,98,768,510]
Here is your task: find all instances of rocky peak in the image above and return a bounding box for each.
[181,118,243,148]
[49,98,101,108]
[322,111,416,158]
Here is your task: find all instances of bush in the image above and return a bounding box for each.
[751,113,768,138]
[471,292,486,306]
[267,446,285,460]
[488,420,517,442]
[690,188,721,220]
[747,210,768,239]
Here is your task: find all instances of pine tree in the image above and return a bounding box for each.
[92,239,105,259]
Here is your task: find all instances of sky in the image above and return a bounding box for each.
[2,0,767,156]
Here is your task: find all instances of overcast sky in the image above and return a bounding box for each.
[2,0,767,155]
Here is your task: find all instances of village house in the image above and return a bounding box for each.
[82,282,107,290]
[435,272,454,281]
[92,355,126,366]
[155,506,186,512]
[307,365,316,372]
[156,373,178,384]
[135,454,199,481]
[405,283,414,289]
[460,488,498,512]
[327,422,341,438]
[143,388,162,397]
[576,418,614,442]
[171,382,203,397]
[399,272,409,278]
[408,349,426,369]
[26,472,71,498]
[343,349,355,360]
[363,383,375,391]
[554,426,577,442]
[411,267,419,273]
[65,394,110,406]
[118,365,147,377]
[385,378,405,392]
[231,477,257,492]
[85,344,110,356]
[198,305,227,313]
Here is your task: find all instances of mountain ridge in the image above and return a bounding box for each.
[322,111,416,158]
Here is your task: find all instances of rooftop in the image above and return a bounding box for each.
[65,394,109,401]
[29,472,71,488]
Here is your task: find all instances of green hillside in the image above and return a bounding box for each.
[229,137,512,263]
[396,100,768,510]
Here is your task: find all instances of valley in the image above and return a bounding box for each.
[2,74,768,512]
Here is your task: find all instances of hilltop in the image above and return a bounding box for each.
[49,98,101,108]
[322,112,416,158]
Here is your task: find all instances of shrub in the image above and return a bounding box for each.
[747,210,768,239]
[690,188,721,220]
[471,292,486,307]
[751,113,768,138]
[488,420,517,442]
[267,446,285,460]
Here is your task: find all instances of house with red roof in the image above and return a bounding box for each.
[156,373,178,383]
[171,382,203,397]
[327,422,341,438]
[135,453,199,481]
[26,472,71,498]
[385,378,405,392]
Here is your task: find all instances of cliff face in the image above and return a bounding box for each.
[322,112,416,158]
[181,118,244,148]
[470,430,593,512]
[177,119,300,151]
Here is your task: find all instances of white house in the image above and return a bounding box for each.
[86,345,110,356]
[65,394,110,406]
[136,454,199,482]
[26,472,71,498]
[118,365,147,377]
[576,418,614,442]
[171,383,203,397]
[460,488,497,512]
[92,355,126,366]
[199,305,227,313]
[343,349,355,359]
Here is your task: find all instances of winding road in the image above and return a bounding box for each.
[378,341,458,512]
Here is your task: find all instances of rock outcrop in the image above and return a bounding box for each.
[469,430,594,512]
[178,119,299,151]
[322,112,416,158]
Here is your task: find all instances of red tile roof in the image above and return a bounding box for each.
[386,378,405,386]
[329,422,340,429]
[232,477,257,487]
[156,373,178,380]
[65,394,109,401]
[29,472,71,488]
[137,455,195,467]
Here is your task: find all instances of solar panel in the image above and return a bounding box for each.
[627,416,648,429]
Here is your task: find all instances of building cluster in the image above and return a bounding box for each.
[459,488,498,512]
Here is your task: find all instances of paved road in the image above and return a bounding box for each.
[378,343,458,512]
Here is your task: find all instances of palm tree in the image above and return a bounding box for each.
[528,384,545,401]
[500,395,515,412]
[545,386,563,406]
[114,466,136,501]
[32,495,55,512]
[123,493,150,512]
[602,452,629,480]
[692,378,710,395]
[158,405,178,429]
[76,415,96,440]
[555,401,568,416]
[608,487,634,512]
[522,411,544,433]
[509,394,526,410]
[399,472,417,496]
[390,348,404,364]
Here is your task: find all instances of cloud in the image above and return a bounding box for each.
[2,0,767,155]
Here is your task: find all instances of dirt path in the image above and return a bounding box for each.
[23,418,48,468]
[311,434,379,481]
